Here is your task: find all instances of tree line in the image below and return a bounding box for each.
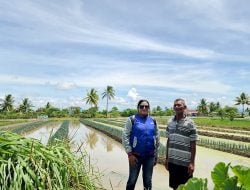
[197,92,250,120]
[0,86,249,119]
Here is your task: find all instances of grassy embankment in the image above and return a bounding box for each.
[81,117,250,158]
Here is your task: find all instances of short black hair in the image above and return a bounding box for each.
[137,99,150,109]
[174,98,187,108]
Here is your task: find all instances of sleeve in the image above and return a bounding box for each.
[189,119,198,141]
[122,117,133,153]
[166,119,171,138]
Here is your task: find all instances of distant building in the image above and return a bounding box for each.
[37,115,48,119]
[186,109,198,116]
[68,106,81,115]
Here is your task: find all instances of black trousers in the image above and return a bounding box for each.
[168,162,192,189]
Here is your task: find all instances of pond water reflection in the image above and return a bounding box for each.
[24,121,62,144]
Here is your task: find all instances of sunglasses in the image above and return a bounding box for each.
[139,105,149,109]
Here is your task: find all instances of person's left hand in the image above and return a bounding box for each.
[188,163,194,176]
[128,154,137,167]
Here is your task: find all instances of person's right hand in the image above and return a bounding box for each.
[128,154,138,167]
[165,160,168,171]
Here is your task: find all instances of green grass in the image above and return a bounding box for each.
[193,117,250,130]
[153,116,250,129]
[0,120,28,127]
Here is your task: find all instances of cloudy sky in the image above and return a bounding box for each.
[0,0,249,110]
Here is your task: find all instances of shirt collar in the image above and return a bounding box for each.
[173,114,187,122]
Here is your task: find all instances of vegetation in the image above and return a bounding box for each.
[194,93,250,120]
[0,94,170,119]
[193,118,250,130]
[0,120,27,127]
[0,131,99,190]
[11,121,51,134]
[197,98,208,115]
[0,120,51,135]
[101,85,115,118]
[0,91,249,120]
[198,136,250,157]
[80,119,123,143]
[235,92,250,118]
[48,120,69,144]
[84,88,99,108]
[0,94,14,112]
[178,162,250,190]
[17,98,33,113]
[83,88,99,118]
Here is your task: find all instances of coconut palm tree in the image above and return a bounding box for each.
[215,102,221,110]
[208,102,217,113]
[102,137,113,152]
[85,131,98,149]
[46,102,52,109]
[102,85,115,117]
[197,98,208,115]
[84,88,99,108]
[0,94,14,112]
[235,92,250,117]
[19,98,33,113]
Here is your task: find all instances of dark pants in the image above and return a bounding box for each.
[168,162,192,190]
[126,156,154,190]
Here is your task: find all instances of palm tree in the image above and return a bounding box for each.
[85,131,98,149]
[102,85,115,117]
[208,102,217,113]
[46,102,52,109]
[235,92,250,117]
[215,102,221,110]
[84,88,99,108]
[197,98,208,115]
[0,94,14,112]
[19,98,33,113]
[102,137,113,152]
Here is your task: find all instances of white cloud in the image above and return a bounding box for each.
[113,97,127,105]
[0,61,232,95]
[56,81,78,90]
[21,96,56,109]
[0,1,217,59]
[216,96,236,107]
[127,88,139,101]
[1,0,250,110]
[68,96,85,107]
